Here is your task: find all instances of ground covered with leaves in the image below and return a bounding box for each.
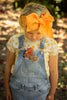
[0,1,67,100]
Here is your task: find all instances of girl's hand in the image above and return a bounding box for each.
[5,88,12,100]
[46,94,54,100]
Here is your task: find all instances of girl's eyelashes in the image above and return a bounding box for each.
[27,32,41,35]
[28,32,32,34]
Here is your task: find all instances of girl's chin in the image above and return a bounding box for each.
[29,39,38,42]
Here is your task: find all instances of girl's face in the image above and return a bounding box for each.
[25,29,43,42]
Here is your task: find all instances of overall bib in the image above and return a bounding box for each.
[10,35,51,100]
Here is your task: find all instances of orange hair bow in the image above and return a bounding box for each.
[21,12,54,38]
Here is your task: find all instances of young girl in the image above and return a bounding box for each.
[5,2,58,100]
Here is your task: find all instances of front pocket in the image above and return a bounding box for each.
[22,57,38,64]
[38,86,50,95]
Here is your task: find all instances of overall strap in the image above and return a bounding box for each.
[40,37,47,49]
[18,35,24,49]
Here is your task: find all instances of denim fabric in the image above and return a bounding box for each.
[10,35,50,100]
[11,85,50,100]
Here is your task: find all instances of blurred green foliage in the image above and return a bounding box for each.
[12,0,67,19]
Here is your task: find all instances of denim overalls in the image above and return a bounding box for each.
[10,35,50,100]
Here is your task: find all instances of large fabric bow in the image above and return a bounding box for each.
[21,12,54,38]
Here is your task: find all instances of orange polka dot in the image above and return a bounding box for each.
[25,40,27,43]
[32,46,35,49]
[46,56,48,59]
[46,66,48,68]
[54,42,56,45]
[53,51,55,53]
[40,49,43,51]
[24,48,26,50]
[50,39,53,41]
[23,43,24,47]
[49,48,52,51]
[10,48,13,52]
[28,44,30,47]
[37,43,39,46]
[15,42,18,45]
[54,40,56,42]
[45,51,47,53]
[13,40,14,42]
[46,40,48,43]
[9,44,11,47]
[10,40,11,43]
[46,69,48,72]
[51,43,53,45]
[53,47,55,49]
[47,44,50,46]
[47,73,49,77]
[12,46,13,49]
[46,59,48,62]
[44,46,46,49]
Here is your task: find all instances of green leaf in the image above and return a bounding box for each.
[58,63,63,67]
[64,66,67,71]
[15,2,18,8]
[57,14,61,18]
[55,6,60,11]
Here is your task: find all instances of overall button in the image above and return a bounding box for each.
[21,84,25,89]
[41,51,43,54]
[33,85,38,90]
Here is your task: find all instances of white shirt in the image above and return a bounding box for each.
[6,33,58,77]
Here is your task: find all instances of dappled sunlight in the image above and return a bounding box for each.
[0,37,6,40]
[52,16,67,99]
[57,18,67,29]
[3,20,19,27]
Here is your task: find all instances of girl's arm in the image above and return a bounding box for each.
[4,49,15,100]
[47,54,58,100]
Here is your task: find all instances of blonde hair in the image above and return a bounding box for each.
[19,2,52,34]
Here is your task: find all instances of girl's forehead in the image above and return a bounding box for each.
[25,29,41,33]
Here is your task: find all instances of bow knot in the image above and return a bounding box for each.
[21,12,54,38]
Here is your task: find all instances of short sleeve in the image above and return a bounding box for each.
[49,39,58,56]
[6,36,15,53]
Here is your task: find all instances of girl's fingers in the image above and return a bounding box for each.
[6,89,12,100]
[6,95,12,100]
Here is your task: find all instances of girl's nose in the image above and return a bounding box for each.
[32,34,36,39]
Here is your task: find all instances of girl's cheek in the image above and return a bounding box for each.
[38,35,42,39]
